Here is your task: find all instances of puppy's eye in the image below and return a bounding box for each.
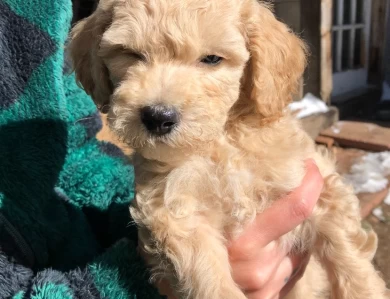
[200,55,223,65]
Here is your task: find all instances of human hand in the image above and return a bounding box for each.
[227,159,323,298]
[140,159,323,299]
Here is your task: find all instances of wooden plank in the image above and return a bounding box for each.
[367,0,388,84]
[385,0,390,84]
[364,0,373,70]
[300,0,321,98]
[315,135,335,148]
[321,0,334,103]
[320,121,390,151]
[298,0,333,103]
[335,0,344,72]
[349,0,357,72]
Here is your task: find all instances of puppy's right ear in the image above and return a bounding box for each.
[239,0,307,120]
[69,2,114,113]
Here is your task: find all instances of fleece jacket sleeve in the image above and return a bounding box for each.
[0,239,163,299]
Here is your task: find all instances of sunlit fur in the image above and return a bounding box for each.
[69,1,389,298]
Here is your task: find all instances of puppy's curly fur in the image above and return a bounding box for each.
[70,1,389,298]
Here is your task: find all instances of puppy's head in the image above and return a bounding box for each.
[69,0,306,161]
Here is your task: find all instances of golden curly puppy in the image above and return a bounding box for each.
[70,0,389,298]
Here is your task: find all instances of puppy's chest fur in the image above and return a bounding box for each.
[130,119,390,299]
[133,118,315,237]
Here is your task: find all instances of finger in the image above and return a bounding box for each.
[245,256,294,299]
[245,252,310,299]
[232,242,287,291]
[280,253,311,298]
[230,160,323,254]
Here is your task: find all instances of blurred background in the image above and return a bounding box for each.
[71,0,390,286]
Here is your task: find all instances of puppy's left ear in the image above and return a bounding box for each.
[240,1,307,119]
[68,1,114,113]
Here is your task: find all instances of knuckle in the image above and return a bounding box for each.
[229,241,256,262]
[245,266,272,291]
[250,269,268,290]
[291,200,312,222]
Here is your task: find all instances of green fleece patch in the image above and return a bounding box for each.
[12,291,25,299]
[31,283,73,299]
[0,0,161,297]
[89,240,161,299]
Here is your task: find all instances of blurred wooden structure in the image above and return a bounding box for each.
[275,0,390,114]
[274,0,333,103]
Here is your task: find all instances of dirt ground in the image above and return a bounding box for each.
[364,204,390,288]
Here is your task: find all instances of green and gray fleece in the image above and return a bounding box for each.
[0,0,163,298]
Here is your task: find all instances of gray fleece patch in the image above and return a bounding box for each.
[0,253,33,298]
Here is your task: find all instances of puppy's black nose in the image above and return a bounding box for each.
[140,105,179,135]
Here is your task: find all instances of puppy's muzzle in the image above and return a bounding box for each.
[140,104,179,136]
